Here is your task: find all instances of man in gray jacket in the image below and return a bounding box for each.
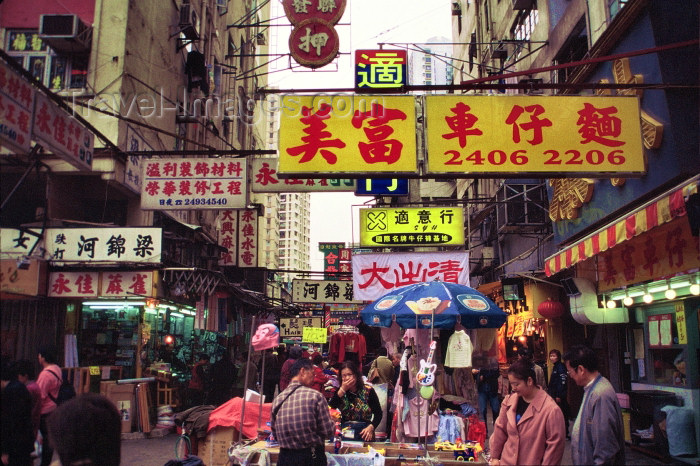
[563,345,625,465]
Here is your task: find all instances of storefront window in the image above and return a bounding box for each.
[79,306,140,378]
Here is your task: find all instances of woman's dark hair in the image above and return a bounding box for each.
[549,349,562,361]
[507,358,537,385]
[38,345,58,364]
[47,393,121,466]
[338,360,364,392]
[289,346,303,360]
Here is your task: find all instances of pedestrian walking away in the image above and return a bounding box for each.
[563,345,625,466]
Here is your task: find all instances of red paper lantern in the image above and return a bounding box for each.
[537,298,564,318]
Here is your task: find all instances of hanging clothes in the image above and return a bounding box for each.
[445,330,473,368]
[381,322,402,355]
[403,397,440,438]
[403,328,433,360]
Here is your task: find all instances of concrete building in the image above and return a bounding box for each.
[408,36,454,92]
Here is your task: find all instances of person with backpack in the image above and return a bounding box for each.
[36,345,62,466]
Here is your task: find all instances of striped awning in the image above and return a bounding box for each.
[545,176,699,277]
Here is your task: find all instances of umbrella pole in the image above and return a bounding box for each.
[237,315,256,444]
[258,351,266,429]
[415,313,421,447]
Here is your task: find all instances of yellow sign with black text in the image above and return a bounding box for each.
[425,95,644,176]
[302,327,328,344]
[359,207,464,247]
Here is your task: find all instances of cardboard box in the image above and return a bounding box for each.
[198,426,238,466]
[102,381,136,433]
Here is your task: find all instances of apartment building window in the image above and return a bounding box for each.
[552,18,588,84]
[609,0,627,19]
[6,30,88,90]
[512,4,539,41]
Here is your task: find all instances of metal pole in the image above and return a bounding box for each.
[258,350,266,429]
[237,315,256,444]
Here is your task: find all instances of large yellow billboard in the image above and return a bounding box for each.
[425,95,645,175]
[359,207,465,247]
[279,95,417,175]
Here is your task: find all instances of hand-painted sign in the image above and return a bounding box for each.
[279,95,417,175]
[0,258,46,296]
[0,61,35,153]
[352,252,469,300]
[356,178,408,196]
[292,279,363,304]
[45,228,162,263]
[425,95,644,175]
[0,228,42,257]
[302,327,328,344]
[47,270,156,297]
[33,93,94,171]
[279,317,323,338]
[355,49,407,92]
[141,158,247,210]
[251,158,355,192]
[359,207,464,247]
[217,209,258,268]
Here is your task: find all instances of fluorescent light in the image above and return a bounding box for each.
[83,300,145,306]
[170,312,184,318]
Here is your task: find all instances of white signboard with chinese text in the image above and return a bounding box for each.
[48,270,156,297]
[124,125,153,194]
[141,158,247,210]
[251,158,355,192]
[279,317,324,338]
[0,228,42,257]
[237,209,258,268]
[48,271,99,297]
[33,93,94,171]
[0,61,35,153]
[352,252,469,301]
[292,279,363,304]
[217,210,238,266]
[45,228,161,263]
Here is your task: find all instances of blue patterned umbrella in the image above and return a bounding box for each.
[360,281,507,329]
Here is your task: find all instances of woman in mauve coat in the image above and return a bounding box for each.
[489,359,566,465]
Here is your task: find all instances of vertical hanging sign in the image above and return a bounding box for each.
[237,209,258,268]
[217,210,238,266]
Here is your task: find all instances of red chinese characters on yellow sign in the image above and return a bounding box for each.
[279,95,417,175]
[425,95,644,175]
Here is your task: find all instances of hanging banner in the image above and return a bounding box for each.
[279,95,417,176]
[0,61,35,153]
[251,158,355,192]
[352,251,470,300]
[675,304,687,345]
[45,228,161,263]
[292,279,362,304]
[140,158,247,210]
[425,95,644,176]
[33,93,94,171]
[596,217,700,292]
[359,207,464,247]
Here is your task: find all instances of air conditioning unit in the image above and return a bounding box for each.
[179,3,200,40]
[39,14,92,53]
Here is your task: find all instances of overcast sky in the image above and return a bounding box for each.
[268,0,454,270]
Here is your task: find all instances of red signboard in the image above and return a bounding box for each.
[282,0,347,26]
[289,18,339,69]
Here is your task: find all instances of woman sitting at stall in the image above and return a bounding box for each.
[328,360,382,442]
[489,358,565,465]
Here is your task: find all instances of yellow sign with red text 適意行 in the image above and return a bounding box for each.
[425,95,644,175]
[278,95,417,175]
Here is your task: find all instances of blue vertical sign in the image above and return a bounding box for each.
[355,178,409,196]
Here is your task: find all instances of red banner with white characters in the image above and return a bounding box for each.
[352,251,469,301]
